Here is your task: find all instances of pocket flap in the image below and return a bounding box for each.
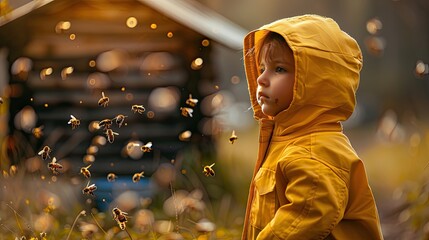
[254,168,276,195]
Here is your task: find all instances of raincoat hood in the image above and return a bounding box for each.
[243,14,362,135]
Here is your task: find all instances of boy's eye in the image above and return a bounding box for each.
[258,67,265,74]
[275,67,286,72]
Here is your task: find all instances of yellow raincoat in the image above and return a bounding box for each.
[242,15,384,240]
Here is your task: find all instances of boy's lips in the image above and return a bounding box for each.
[257,92,269,104]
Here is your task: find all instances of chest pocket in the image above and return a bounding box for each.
[250,168,277,229]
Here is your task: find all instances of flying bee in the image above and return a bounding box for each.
[98,91,109,107]
[80,164,92,178]
[229,130,238,144]
[107,173,117,182]
[180,107,193,117]
[132,171,145,183]
[82,181,97,196]
[68,115,81,129]
[141,142,152,153]
[38,146,52,160]
[105,128,119,143]
[47,157,63,175]
[98,118,113,130]
[131,104,145,114]
[186,94,198,107]
[113,114,127,128]
[203,163,215,177]
[112,207,128,230]
[32,125,44,139]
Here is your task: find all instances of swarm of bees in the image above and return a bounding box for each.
[80,164,92,178]
[68,115,81,129]
[32,125,44,139]
[203,163,215,177]
[98,91,109,107]
[179,93,199,117]
[113,114,127,128]
[132,171,145,183]
[229,130,238,144]
[37,145,65,175]
[48,157,63,175]
[93,113,129,144]
[98,118,113,130]
[82,181,97,196]
[105,128,119,144]
[38,145,52,160]
[186,94,198,107]
[203,163,216,177]
[27,85,227,236]
[180,107,193,117]
[107,173,117,182]
[112,207,128,230]
[141,142,152,153]
[131,104,145,114]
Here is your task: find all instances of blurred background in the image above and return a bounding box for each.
[0,0,429,239]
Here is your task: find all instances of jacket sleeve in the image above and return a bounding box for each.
[257,158,348,240]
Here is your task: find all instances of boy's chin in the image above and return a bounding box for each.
[261,107,277,118]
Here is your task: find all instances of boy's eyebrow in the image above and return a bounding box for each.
[264,57,294,66]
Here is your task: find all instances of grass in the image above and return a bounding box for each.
[0,156,244,240]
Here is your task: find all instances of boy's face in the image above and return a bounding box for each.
[256,40,295,117]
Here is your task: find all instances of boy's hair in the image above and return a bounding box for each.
[256,32,289,64]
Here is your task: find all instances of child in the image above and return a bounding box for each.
[242,14,384,239]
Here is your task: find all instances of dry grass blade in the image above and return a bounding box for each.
[91,212,107,235]
[66,210,86,240]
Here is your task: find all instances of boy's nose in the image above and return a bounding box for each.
[257,72,269,87]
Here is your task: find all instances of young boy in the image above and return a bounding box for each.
[242,15,384,239]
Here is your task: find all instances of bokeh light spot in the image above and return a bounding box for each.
[89,60,96,68]
[202,39,210,47]
[366,18,382,35]
[55,21,71,33]
[126,17,138,28]
[179,130,192,141]
[191,58,203,70]
[231,75,240,84]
